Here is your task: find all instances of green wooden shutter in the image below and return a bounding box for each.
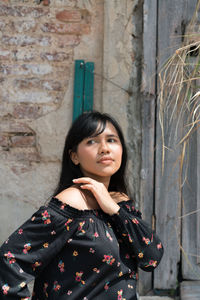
[73,60,94,121]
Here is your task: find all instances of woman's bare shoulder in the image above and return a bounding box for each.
[55,186,88,210]
[109,192,130,203]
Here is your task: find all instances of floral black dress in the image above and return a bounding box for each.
[0,197,164,300]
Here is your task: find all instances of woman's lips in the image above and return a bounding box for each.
[97,157,114,164]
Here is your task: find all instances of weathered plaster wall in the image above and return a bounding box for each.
[103,0,143,205]
[0,0,143,251]
[0,0,104,243]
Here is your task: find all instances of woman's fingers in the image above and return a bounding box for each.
[72,177,120,215]
[80,184,93,190]
[73,177,95,184]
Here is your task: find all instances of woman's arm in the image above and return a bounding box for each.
[0,205,76,299]
[72,177,164,272]
[110,202,164,272]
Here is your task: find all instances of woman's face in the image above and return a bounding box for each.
[71,122,123,181]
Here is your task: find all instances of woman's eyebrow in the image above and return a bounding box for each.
[87,133,119,139]
[106,134,119,138]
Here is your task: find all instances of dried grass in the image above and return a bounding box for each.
[158,0,200,278]
[158,1,200,172]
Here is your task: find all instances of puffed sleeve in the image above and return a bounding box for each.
[110,201,164,272]
[0,205,76,299]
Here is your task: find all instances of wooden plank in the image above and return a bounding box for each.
[179,1,200,281]
[197,129,200,265]
[154,0,185,289]
[182,131,200,280]
[154,124,181,289]
[154,0,200,289]
[139,0,157,295]
[180,281,200,300]
[83,62,94,112]
[73,60,85,121]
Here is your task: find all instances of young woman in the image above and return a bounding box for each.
[0,112,164,300]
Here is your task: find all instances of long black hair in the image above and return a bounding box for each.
[53,111,129,197]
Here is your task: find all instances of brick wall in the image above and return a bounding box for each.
[0,0,135,245]
[0,1,91,170]
[0,0,104,240]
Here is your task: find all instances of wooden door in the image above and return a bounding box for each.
[142,0,200,297]
[181,126,200,298]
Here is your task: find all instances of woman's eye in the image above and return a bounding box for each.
[108,138,116,143]
[87,139,96,145]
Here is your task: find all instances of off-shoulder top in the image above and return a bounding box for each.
[0,197,164,300]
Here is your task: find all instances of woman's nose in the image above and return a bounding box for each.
[99,141,110,153]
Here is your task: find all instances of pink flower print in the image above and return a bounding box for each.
[78,221,85,235]
[89,218,94,223]
[157,242,162,250]
[125,219,128,224]
[2,284,10,295]
[23,243,31,254]
[104,281,109,291]
[149,260,157,267]
[5,251,13,259]
[67,238,72,243]
[125,253,130,259]
[106,231,113,241]
[42,210,49,218]
[51,230,56,235]
[18,228,23,235]
[132,218,139,225]
[117,262,121,267]
[58,260,65,272]
[75,271,83,281]
[89,248,95,253]
[53,281,61,292]
[142,237,150,245]
[117,289,123,300]
[128,234,133,243]
[67,290,72,295]
[4,251,16,264]
[75,271,85,285]
[42,210,51,224]
[125,204,131,210]
[93,232,99,239]
[102,254,115,265]
[43,283,48,297]
[65,218,73,231]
